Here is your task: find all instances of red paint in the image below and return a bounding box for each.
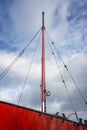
[0,102,87,130]
[42,27,45,101]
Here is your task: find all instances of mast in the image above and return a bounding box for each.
[41,12,46,112]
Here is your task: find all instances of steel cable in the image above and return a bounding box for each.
[18,30,41,105]
[45,29,87,105]
[46,31,79,121]
[0,28,41,80]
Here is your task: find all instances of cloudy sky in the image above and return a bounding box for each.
[0,0,87,121]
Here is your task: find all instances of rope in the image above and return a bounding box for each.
[45,29,87,105]
[54,44,87,105]
[0,28,41,81]
[18,30,41,105]
[46,31,79,121]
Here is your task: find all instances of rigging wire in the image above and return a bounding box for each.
[45,30,79,121]
[53,43,87,105]
[0,28,41,81]
[18,30,41,105]
[45,29,87,105]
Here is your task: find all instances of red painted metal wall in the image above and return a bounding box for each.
[0,101,87,130]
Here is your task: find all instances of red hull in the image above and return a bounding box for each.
[0,101,87,130]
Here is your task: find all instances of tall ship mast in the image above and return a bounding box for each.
[41,12,46,112]
[0,12,87,130]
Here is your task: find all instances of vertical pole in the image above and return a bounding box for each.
[41,12,46,112]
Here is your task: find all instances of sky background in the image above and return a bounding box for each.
[0,0,87,121]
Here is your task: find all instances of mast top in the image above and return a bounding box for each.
[42,12,45,28]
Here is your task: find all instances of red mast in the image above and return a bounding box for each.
[41,12,46,112]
